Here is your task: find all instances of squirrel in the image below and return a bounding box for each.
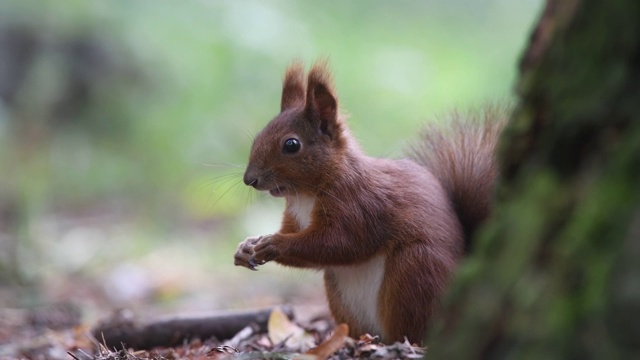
[233,61,508,343]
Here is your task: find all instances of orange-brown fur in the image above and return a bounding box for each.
[234,61,507,343]
[409,105,509,250]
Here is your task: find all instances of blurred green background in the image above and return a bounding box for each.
[0,0,542,319]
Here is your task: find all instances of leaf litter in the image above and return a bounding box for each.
[1,305,426,360]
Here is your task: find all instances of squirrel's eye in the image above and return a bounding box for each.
[283,138,301,154]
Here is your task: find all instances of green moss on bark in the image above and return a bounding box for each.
[427,0,640,358]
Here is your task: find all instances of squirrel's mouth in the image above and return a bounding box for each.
[269,186,287,197]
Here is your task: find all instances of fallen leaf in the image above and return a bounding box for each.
[268,307,300,344]
[305,323,349,360]
[358,333,378,343]
[267,307,315,351]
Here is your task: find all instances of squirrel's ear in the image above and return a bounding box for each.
[305,61,338,137]
[281,62,306,112]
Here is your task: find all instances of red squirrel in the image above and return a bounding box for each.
[233,61,508,343]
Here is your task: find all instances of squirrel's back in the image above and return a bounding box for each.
[409,105,509,250]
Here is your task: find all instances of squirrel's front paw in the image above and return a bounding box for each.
[234,235,280,270]
[234,236,262,270]
[252,234,281,265]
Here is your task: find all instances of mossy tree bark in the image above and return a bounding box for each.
[427,0,640,358]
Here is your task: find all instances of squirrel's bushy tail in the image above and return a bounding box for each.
[408,104,510,251]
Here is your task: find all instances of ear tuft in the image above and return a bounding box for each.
[281,61,306,112]
[305,60,339,137]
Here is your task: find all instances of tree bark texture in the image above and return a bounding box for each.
[427,0,640,359]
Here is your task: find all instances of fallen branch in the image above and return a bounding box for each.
[92,306,294,350]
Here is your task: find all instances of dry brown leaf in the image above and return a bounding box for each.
[267,307,315,351]
[305,323,349,360]
[267,307,301,344]
[358,333,378,343]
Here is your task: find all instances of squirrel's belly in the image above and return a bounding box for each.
[327,254,386,337]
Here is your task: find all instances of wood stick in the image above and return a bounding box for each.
[92,306,294,350]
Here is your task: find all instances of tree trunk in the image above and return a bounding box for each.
[427,0,640,358]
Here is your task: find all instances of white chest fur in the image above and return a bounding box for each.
[287,194,386,336]
[287,194,315,230]
[328,255,386,337]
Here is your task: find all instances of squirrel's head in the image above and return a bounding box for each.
[243,61,352,197]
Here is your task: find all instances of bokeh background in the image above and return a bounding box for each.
[0,0,542,323]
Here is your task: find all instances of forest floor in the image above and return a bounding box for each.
[1,275,425,360]
[0,210,425,359]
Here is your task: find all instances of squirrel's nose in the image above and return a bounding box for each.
[243,168,259,188]
[245,177,258,187]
